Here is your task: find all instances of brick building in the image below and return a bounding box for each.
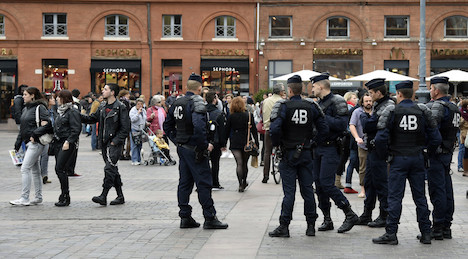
[0,0,468,123]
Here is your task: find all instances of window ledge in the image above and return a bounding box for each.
[212,38,238,41]
[268,38,293,41]
[442,37,468,41]
[0,35,5,40]
[161,37,183,41]
[41,36,69,40]
[383,37,410,41]
[326,38,350,41]
[103,36,130,41]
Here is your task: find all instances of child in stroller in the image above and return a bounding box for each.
[142,128,176,166]
[153,129,176,165]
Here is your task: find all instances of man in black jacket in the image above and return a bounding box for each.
[12,84,28,129]
[206,91,226,189]
[81,83,130,206]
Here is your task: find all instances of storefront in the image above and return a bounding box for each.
[384,60,410,94]
[201,59,250,96]
[431,49,468,95]
[162,59,182,97]
[90,59,141,95]
[43,59,69,93]
[0,59,17,123]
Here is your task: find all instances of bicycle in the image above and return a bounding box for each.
[271,147,282,184]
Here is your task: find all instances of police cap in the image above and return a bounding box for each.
[430,76,449,85]
[287,75,302,84]
[395,80,413,90]
[188,73,203,84]
[365,78,385,89]
[310,73,330,84]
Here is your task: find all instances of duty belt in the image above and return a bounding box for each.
[321,140,336,147]
[178,144,196,151]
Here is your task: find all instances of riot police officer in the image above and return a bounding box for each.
[424,76,458,240]
[310,73,358,233]
[268,75,329,237]
[163,73,228,230]
[372,81,441,245]
[357,78,394,227]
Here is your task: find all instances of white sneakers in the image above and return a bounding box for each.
[131,161,141,166]
[30,198,43,205]
[9,198,30,206]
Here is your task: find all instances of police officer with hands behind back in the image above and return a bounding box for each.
[163,73,228,230]
[423,76,458,240]
[372,81,441,245]
[310,73,359,234]
[268,75,329,238]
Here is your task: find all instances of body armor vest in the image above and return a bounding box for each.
[439,101,460,151]
[390,104,425,156]
[172,96,193,144]
[282,100,314,149]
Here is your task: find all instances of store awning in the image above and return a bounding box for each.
[0,60,17,73]
[201,59,249,73]
[90,59,141,73]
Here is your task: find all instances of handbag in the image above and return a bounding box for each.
[244,112,259,157]
[131,130,143,146]
[256,120,265,134]
[35,106,53,145]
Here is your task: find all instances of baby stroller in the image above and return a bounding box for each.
[141,127,176,166]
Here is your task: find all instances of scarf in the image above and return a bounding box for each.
[57,103,73,116]
[461,107,468,122]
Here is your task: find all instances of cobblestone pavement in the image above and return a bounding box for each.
[0,130,467,258]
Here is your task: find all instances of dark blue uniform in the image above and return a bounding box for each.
[375,99,441,236]
[269,95,329,227]
[426,96,458,238]
[163,91,217,220]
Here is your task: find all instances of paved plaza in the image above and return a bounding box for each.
[0,129,467,258]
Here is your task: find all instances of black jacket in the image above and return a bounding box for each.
[80,99,130,147]
[225,111,259,150]
[53,107,81,144]
[13,95,24,125]
[15,99,52,150]
[207,103,227,147]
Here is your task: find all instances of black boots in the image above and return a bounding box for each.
[203,217,229,229]
[318,209,334,231]
[356,207,372,225]
[337,205,358,233]
[368,209,387,228]
[443,227,452,239]
[55,192,70,207]
[180,216,200,228]
[92,188,109,206]
[109,186,125,205]
[306,222,316,236]
[417,223,444,241]
[372,232,398,245]
[269,224,290,237]
[419,232,432,244]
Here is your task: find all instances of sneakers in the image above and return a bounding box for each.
[458,167,464,172]
[30,198,43,205]
[131,162,141,166]
[9,198,30,206]
[68,173,82,177]
[344,187,358,194]
[42,176,51,184]
[212,185,224,190]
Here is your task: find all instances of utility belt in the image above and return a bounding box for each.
[178,143,209,163]
[436,146,453,154]
[321,140,337,147]
[387,149,430,168]
[178,143,196,151]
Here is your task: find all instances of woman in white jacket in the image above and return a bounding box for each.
[129,98,147,165]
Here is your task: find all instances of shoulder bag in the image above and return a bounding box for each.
[244,112,259,157]
[36,106,54,145]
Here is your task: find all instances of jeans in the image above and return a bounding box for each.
[345,148,359,187]
[40,143,49,178]
[21,142,45,200]
[91,123,97,150]
[55,142,77,193]
[129,130,142,163]
[101,143,123,189]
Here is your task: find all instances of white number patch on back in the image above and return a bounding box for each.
[291,109,308,124]
[174,106,184,120]
[453,113,460,127]
[399,115,418,130]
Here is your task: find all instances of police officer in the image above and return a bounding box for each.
[268,75,329,237]
[372,81,441,245]
[424,76,458,240]
[310,73,358,233]
[163,73,228,230]
[357,78,394,227]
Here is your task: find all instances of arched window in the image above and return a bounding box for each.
[327,17,349,38]
[445,16,468,37]
[0,15,4,36]
[105,15,128,37]
[215,16,236,38]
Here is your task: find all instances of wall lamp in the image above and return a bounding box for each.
[260,39,265,46]
[372,39,377,46]
[300,39,306,46]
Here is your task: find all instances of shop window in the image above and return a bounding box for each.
[0,60,16,122]
[163,15,182,37]
[95,72,140,95]
[105,15,128,37]
[385,16,409,37]
[314,59,362,80]
[43,59,68,93]
[445,16,468,37]
[328,17,349,38]
[269,60,292,87]
[215,16,236,38]
[43,14,67,36]
[0,15,4,36]
[270,16,292,38]
[162,59,182,97]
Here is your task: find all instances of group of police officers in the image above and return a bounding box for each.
[164,71,457,245]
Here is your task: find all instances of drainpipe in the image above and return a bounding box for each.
[256,2,260,93]
[147,3,153,98]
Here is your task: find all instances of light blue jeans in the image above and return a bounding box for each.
[21,142,45,200]
[40,143,49,178]
[130,130,142,163]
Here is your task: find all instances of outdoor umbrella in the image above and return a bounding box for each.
[427,69,468,96]
[272,69,341,81]
[346,70,418,82]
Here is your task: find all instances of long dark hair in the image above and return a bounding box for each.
[58,90,73,104]
[24,87,44,101]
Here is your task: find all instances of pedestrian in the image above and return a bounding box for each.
[224,96,259,192]
[310,73,358,233]
[119,90,132,160]
[424,76,459,240]
[89,94,103,150]
[459,99,468,176]
[66,89,82,177]
[262,83,285,183]
[10,86,52,206]
[39,93,56,185]
[12,84,28,130]
[268,75,329,237]
[147,95,167,139]
[163,73,228,229]
[206,91,227,189]
[356,78,394,227]
[52,90,81,207]
[80,83,130,206]
[349,93,373,198]
[129,98,147,165]
[372,80,441,245]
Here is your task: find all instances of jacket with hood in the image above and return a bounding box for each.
[14,99,52,150]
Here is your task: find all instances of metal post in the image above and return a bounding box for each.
[416,0,430,102]
[147,3,153,98]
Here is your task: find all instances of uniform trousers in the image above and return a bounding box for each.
[364,150,388,211]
